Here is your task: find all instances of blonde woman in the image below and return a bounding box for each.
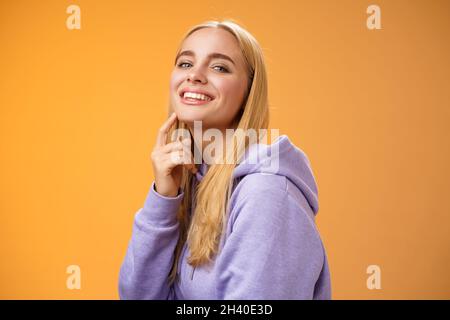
[118,20,331,300]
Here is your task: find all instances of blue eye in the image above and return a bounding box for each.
[176,62,229,73]
[177,62,192,68]
[213,65,229,73]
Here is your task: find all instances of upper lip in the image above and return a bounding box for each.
[179,88,215,99]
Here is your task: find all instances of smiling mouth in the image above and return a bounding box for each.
[180,91,214,102]
[179,91,215,105]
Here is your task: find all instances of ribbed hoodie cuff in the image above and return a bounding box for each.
[140,181,184,226]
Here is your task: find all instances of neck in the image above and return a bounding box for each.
[187,125,231,166]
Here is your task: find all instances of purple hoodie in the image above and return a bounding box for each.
[118,135,331,299]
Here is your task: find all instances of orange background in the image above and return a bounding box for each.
[1,0,449,299]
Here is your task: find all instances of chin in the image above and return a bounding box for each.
[174,106,209,123]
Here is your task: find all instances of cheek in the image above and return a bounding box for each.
[217,78,247,108]
[169,71,184,94]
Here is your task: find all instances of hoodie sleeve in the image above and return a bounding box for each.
[118,181,183,300]
[215,174,325,299]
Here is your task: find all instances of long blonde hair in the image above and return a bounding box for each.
[166,19,269,284]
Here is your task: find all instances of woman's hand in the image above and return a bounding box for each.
[151,112,197,197]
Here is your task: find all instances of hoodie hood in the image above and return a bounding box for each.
[194,135,319,215]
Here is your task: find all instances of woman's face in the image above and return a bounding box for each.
[170,27,250,132]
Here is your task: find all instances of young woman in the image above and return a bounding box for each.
[118,20,331,300]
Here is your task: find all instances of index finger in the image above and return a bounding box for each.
[156,112,177,147]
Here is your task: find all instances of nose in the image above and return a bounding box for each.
[187,66,207,84]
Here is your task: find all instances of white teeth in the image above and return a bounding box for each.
[183,92,212,101]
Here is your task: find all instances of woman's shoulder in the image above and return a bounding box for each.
[234,171,288,196]
[231,133,319,215]
[227,171,319,238]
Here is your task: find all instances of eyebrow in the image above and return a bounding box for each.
[175,50,236,66]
